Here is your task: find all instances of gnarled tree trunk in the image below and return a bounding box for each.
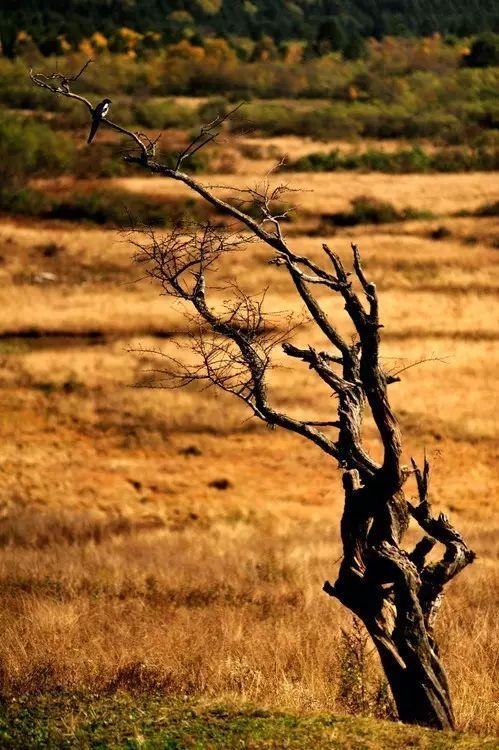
[324,437,474,729]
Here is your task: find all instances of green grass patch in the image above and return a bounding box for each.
[0,693,495,750]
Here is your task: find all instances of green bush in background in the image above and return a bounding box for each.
[286,145,499,173]
[133,99,197,129]
[465,33,499,68]
[0,115,75,188]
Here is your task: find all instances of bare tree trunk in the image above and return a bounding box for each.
[373,632,453,728]
[325,466,474,729]
[30,62,476,729]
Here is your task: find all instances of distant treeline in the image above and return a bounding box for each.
[1,0,498,58]
[2,34,497,146]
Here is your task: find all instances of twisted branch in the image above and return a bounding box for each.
[409,456,476,629]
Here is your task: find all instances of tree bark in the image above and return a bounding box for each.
[373,632,454,728]
[325,466,474,730]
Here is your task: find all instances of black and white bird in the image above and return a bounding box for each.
[87,98,112,144]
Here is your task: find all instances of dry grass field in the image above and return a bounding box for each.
[0,145,498,741]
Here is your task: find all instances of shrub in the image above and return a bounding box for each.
[47,190,211,226]
[464,33,499,68]
[242,93,495,143]
[46,192,132,225]
[0,115,75,187]
[431,147,499,171]
[324,196,434,226]
[156,148,212,175]
[286,146,499,173]
[474,200,499,217]
[197,98,230,124]
[430,226,452,240]
[0,59,68,110]
[0,187,51,216]
[0,186,212,227]
[133,99,197,129]
[338,618,395,720]
[73,144,128,178]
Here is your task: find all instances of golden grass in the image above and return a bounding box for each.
[1,222,497,338]
[118,170,499,214]
[0,506,497,731]
[0,163,497,735]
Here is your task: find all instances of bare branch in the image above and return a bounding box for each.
[30,60,151,160]
[282,342,354,396]
[409,456,476,628]
[352,243,379,322]
[388,354,450,379]
[128,222,341,460]
[175,103,245,171]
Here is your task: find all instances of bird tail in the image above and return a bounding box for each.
[87,119,99,144]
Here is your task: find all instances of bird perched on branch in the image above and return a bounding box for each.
[87,98,112,144]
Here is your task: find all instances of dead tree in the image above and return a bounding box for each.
[31,63,475,730]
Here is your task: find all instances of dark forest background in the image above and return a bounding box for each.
[1,0,498,58]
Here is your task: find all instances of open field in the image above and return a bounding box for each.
[0,148,498,746]
[118,170,499,215]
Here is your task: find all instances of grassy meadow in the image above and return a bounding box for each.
[0,56,498,746]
